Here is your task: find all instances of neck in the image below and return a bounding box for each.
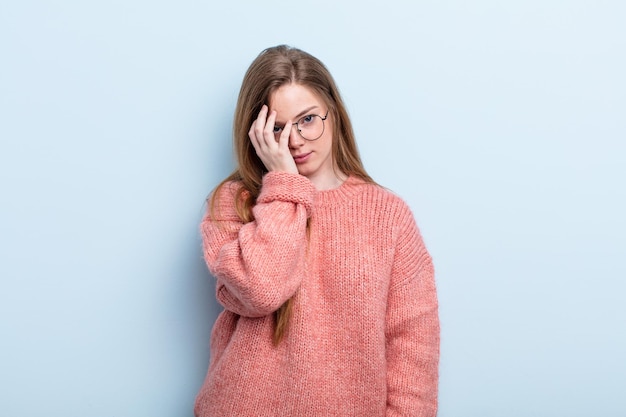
[308,170,348,190]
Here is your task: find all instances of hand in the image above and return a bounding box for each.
[248,105,298,174]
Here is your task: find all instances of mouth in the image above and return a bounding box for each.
[293,152,312,164]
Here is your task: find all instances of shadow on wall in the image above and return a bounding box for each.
[187,88,237,395]
[181,187,224,396]
[185,235,223,391]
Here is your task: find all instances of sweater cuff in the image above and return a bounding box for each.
[257,172,316,217]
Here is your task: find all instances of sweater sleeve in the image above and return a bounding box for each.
[386,207,440,417]
[201,171,315,318]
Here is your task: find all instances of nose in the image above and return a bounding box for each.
[288,124,304,148]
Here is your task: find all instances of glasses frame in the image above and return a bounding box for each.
[289,110,329,141]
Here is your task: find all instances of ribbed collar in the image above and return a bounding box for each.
[314,176,366,206]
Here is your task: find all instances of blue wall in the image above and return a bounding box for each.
[1,1,624,416]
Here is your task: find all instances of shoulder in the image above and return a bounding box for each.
[206,180,248,221]
[349,178,416,223]
[210,180,246,204]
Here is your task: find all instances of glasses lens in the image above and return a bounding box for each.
[298,114,324,141]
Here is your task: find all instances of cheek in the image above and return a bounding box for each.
[325,122,337,152]
[319,133,333,155]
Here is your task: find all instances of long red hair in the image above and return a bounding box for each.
[210,45,373,344]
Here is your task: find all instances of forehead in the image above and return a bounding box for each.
[268,84,325,116]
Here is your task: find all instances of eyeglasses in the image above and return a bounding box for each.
[273,110,329,141]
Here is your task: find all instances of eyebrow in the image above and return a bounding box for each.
[276,106,319,125]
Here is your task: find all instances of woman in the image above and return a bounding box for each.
[195,45,439,417]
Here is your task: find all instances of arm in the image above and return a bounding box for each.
[386,210,440,417]
[201,171,315,317]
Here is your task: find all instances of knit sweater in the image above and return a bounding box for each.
[194,171,439,417]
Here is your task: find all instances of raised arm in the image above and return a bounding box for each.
[201,171,315,317]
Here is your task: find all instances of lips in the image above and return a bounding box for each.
[293,152,312,164]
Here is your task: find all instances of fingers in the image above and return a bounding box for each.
[249,105,280,150]
[277,120,292,149]
[249,105,269,150]
[264,109,277,144]
[248,105,298,174]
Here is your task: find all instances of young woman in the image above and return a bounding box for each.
[194,45,439,417]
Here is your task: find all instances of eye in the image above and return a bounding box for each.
[273,125,283,134]
[300,115,315,125]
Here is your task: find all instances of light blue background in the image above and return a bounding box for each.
[1,1,624,416]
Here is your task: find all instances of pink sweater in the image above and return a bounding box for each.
[194,172,439,417]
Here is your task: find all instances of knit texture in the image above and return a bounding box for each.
[195,172,439,417]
